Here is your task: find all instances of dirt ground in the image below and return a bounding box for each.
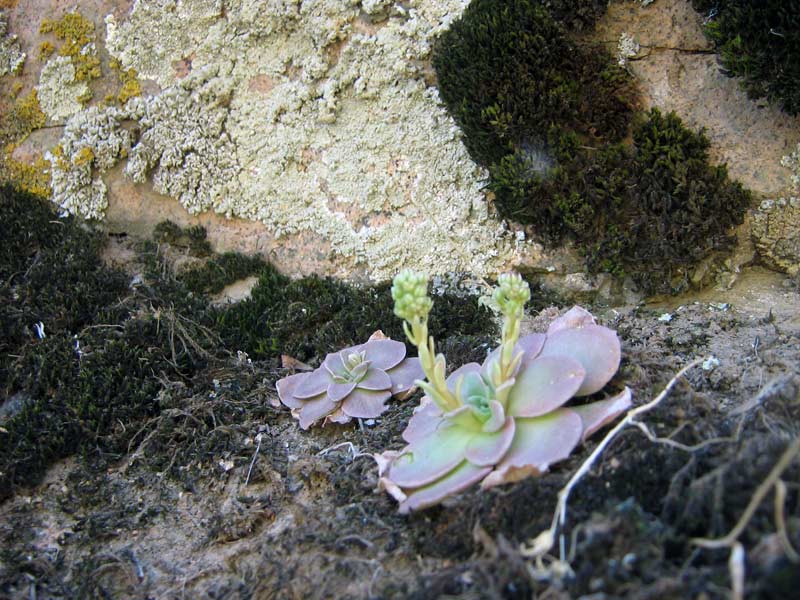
[1,267,798,599]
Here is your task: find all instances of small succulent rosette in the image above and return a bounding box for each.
[376,307,632,513]
[275,334,423,429]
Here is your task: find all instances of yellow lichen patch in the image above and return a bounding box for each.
[109,58,142,105]
[0,149,51,197]
[0,0,18,8]
[49,143,69,170]
[1,90,46,145]
[39,12,101,84]
[72,146,94,167]
[39,40,56,61]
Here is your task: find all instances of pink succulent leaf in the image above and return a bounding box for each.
[547,306,597,334]
[348,360,371,381]
[571,387,632,441]
[275,372,310,409]
[465,416,515,466]
[297,394,339,430]
[387,422,472,488]
[341,388,392,419]
[323,352,348,378]
[292,367,332,399]
[398,461,492,514]
[516,333,548,365]
[327,381,357,403]
[325,408,353,425]
[402,397,444,443]
[482,399,507,433]
[357,367,393,391]
[481,333,547,380]
[507,356,586,418]
[386,357,424,394]
[362,339,406,371]
[444,405,485,431]
[445,362,482,394]
[481,409,583,488]
[539,325,621,396]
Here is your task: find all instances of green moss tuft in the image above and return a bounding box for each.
[216,270,495,363]
[434,0,750,294]
[180,252,268,295]
[691,0,800,115]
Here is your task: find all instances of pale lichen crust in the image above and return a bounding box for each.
[0,10,25,76]
[36,56,89,121]
[50,0,529,280]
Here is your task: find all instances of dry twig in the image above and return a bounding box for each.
[520,357,706,563]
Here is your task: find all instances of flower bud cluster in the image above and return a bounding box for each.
[391,269,433,322]
[492,273,531,318]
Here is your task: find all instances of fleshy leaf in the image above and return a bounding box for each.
[516,333,547,365]
[363,339,406,371]
[386,357,424,394]
[402,397,444,443]
[398,461,492,514]
[348,360,371,381]
[275,372,310,409]
[571,387,632,440]
[482,399,507,433]
[293,367,331,399]
[507,356,586,418]
[446,363,482,394]
[547,306,596,334]
[297,394,338,430]
[481,409,583,488]
[327,381,357,403]
[387,422,472,488]
[323,351,348,378]
[341,388,392,419]
[465,416,515,466]
[539,325,621,396]
[481,333,547,380]
[357,367,392,391]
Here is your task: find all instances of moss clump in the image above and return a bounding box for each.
[692,0,800,115]
[434,0,636,170]
[434,0,750,294]
[152,220,213,256]
[39,12,101,88]
[215,268,496,363]
[180,252,268,296]
[0,189,220,498]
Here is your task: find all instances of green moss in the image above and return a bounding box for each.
[180,252,268,296]
[0,189,217,499]
[152,219,213,256]
[434,0,750,294]
[691,0,800,115]
[215,269,495,363]
[433,0,636,170]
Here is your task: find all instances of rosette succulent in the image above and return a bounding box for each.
[276,335,423,429]
[376,271,632,513]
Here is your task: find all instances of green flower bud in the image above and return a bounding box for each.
[492,273,530,317]
[392,269,433,322]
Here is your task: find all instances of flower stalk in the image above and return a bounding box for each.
[391,270,459,412]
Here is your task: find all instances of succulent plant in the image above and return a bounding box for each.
[276,335,423,429]
[376,271,631,513]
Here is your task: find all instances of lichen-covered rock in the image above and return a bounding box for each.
[751,198,800,275]
[0,11,25,77]
[124,65,239,215]
[47,106,132,219]
[36,56,89,121]
[48,0,526,282]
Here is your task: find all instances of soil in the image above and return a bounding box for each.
[1,257,799,598]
